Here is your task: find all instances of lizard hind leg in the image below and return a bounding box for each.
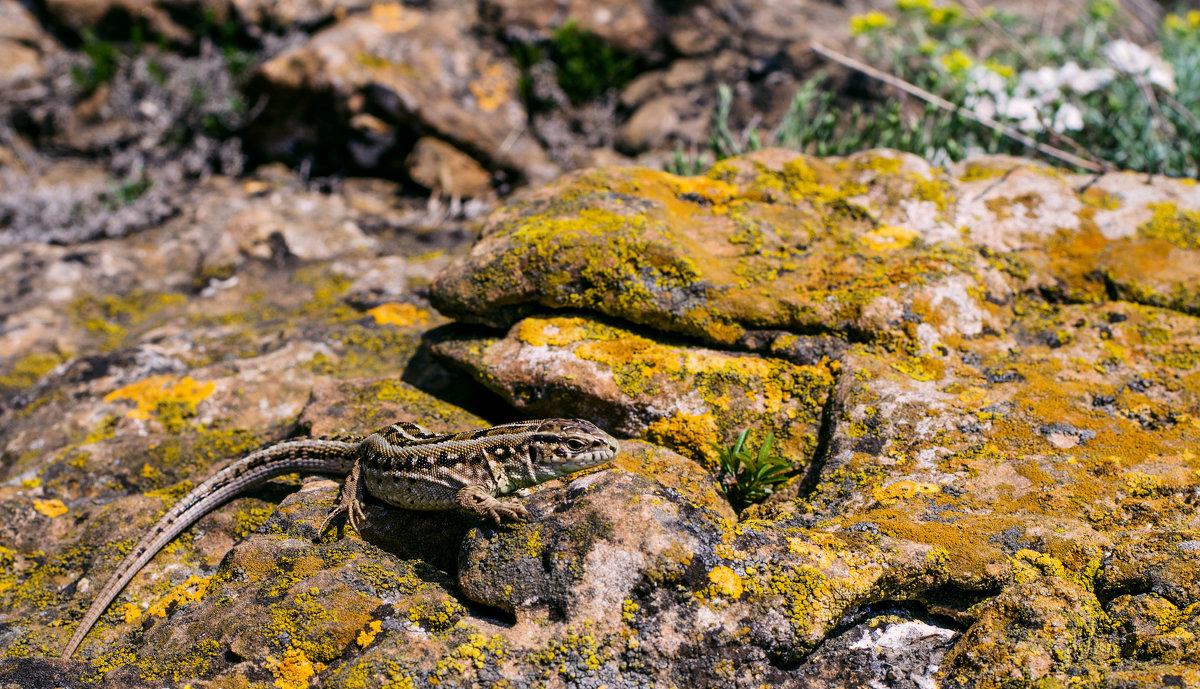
[455,484,529,524]
[317,460,367,540]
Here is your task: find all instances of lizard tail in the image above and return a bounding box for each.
[61,437,358,659]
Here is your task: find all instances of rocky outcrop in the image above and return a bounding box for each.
[247,4,559,185]
[2,149,1198,688]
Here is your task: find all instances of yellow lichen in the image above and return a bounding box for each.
[1124,471,1162,497]
[860,225,920,251]
[32,499,67,518]
[369,2,420,32]
[356,620,383,648]
[268,646,324,689]
[873,481,940,505]
[469,59,511,112]
[0,351,68,392]
[644,412,721,468]
[1139,202,1200,249]
[707,566,744,599]
[103,375,216,423]
[367,302,430,327]
[890,356,943,381]
[515,317,592,347]
[145,574,210,618]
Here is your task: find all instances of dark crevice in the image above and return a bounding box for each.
[454,593,518,628]
[401,334,524,426]
[790,368,842,505]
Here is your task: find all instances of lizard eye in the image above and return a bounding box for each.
[565,438,588,452]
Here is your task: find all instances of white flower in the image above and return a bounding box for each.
[1104,39,1155,74]
[1057,62,1114,94]
[1053,103,1084,131]
[1002,97,1045,132]
[968,94,998,120]
[1103,39,1176,92]
[1148,64,1177,93]
[966,66,1008,98]
[1018,66,1061,99]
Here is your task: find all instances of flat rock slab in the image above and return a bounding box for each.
[432,149,1200,352]
[429,315,834,472]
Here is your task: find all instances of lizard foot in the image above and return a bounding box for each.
[455,485,529,524]
[317,460,367,540]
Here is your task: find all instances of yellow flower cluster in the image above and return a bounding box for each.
[849,11,892,36]
[940,49,973,74]
[1164,10,1200,34]
[896,0,964,25]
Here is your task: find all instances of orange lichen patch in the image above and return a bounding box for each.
[120,602,141,623]
[145,574,210,619]
[644,412,722,469]
[707,566,744,599]
[860,225,919,251]
[32,499,67,518]
[356,620,382,648]
[370,2,420,32]
[268,646,325,689]
[468,59,511,112]
[872,481,939,505]
[103,375,216,421]
[515,316,594,347]
[366,302,430,327]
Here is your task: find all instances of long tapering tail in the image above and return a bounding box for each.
[62,437,358,659]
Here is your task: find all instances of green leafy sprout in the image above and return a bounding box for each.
[714,430,793,513]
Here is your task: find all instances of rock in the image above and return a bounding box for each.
[248,5,560,184]
[480,0,665,56]
[428,315,834,472]
[793,612,959,689]
[406,137,493,199]
[432,149,1200,350]
[229,0,374,32]
[0,0,58,88]
[618,94,685,152]
[430,150,1012,350]
[41,0,191,44]
[940,577,1110,687]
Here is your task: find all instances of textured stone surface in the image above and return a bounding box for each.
[2,150,1199,687]
[248,4,559,184]
[429,315,834,472]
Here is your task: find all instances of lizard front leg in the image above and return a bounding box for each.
[318,459,367,538]
[455,484,529,524]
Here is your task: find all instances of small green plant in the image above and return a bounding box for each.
[106,173,153,209]
[511,20,637,109]
[714,430,793,513]
[70,30,122,91]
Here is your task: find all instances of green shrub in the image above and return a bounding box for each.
[675,2,1200,178]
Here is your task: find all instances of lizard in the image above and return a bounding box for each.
[60,417,619,659]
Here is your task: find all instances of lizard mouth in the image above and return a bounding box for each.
[564,441,619,471]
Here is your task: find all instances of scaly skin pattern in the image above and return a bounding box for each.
[61,418,619,660]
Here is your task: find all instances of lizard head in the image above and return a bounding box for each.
[526,418,619,479]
